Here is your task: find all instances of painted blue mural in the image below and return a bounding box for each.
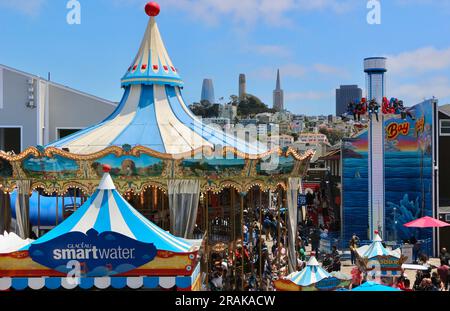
[384,100,434,242]
[342,100,435,243]
[342,131,369,242]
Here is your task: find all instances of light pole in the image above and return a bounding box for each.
[393,207,397,242]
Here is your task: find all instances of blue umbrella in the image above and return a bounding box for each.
[352,281,401,292]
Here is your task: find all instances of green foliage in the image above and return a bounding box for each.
[319,127,345,145]
[189,100,220,118]
[232,94,275,118]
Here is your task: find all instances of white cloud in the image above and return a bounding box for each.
[387,47,450,75]
[119,0,358,26]
[391,76,450,104]
[0,0,46,16]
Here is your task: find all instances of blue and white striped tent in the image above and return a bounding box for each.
[21,171,199,253]
[356,234,400,259]
[47,6,269,157]
[356,234,403,278]
[287,256,332,287]
[0,265,201,291]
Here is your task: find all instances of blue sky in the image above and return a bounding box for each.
[1,0,450,115]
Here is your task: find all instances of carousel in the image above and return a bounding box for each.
[273,256,350,291]
[0,166,202,291]
[0,2,314,290]
[355,232,408,286]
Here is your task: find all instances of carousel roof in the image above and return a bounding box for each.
[47,2,269,157]
[0,231,34,254]
[287,256,331,287]
[356,233,400,258]
[21,169,199,253]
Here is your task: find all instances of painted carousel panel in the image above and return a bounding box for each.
[22,155,79,179]
[182,154,246,178]
[256,155,295,176]
[0,158,12,177]
[92,154,164,178]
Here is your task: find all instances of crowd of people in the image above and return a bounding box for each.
[207,205,342,291]
[391,250,449,291]
[204,190,448,292]
[343,97,414,122]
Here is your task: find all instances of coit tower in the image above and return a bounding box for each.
[239,74,246,99]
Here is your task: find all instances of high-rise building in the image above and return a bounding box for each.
[200,78,215,104]
[364,57,387,103]
[239,74,246,99]
[273,69,284,112]
[336,85,362,116]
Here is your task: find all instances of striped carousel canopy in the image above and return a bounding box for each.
[47,3,269,157]
[287,256,331,287]
[21,170,198,253]
[356,234,400,259]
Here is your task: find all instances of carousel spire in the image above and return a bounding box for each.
[121,2,183,87]
[98,164,115,190]
[307,256,320,266]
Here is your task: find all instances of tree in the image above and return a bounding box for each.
[189,100,219,118]
[319,127,345,145]
[235,94,272,118]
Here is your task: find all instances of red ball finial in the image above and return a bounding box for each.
[103,164,112,173]
[145,2,160,17]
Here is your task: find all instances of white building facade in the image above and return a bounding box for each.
[0,65,116,153]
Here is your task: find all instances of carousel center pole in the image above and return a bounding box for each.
[249,188,254,287]
[37,190,41,237]
[73,188,77,212]
[55,192,59,226]
[240,191,245,291]
[204,191,209,289]
[276,188,281,269]
[231,189,236,290]
[259,189,263,290]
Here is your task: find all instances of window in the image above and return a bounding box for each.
[440,120,450,136]
[0,127,21,153]
[58,128,81,139]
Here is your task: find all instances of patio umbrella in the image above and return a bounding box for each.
[403,216,450,228]
[351,281,401,292]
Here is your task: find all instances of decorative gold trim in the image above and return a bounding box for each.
[1,145,287,163]
[0,147,40,162]
[286,147,316,161]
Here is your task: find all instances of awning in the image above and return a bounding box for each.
[0,263,200,291]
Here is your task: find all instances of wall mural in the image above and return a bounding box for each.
[342,131,369,241]
[341,100,435,242]
[384,100,434,242]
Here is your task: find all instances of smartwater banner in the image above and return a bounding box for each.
[29,229,157,277]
